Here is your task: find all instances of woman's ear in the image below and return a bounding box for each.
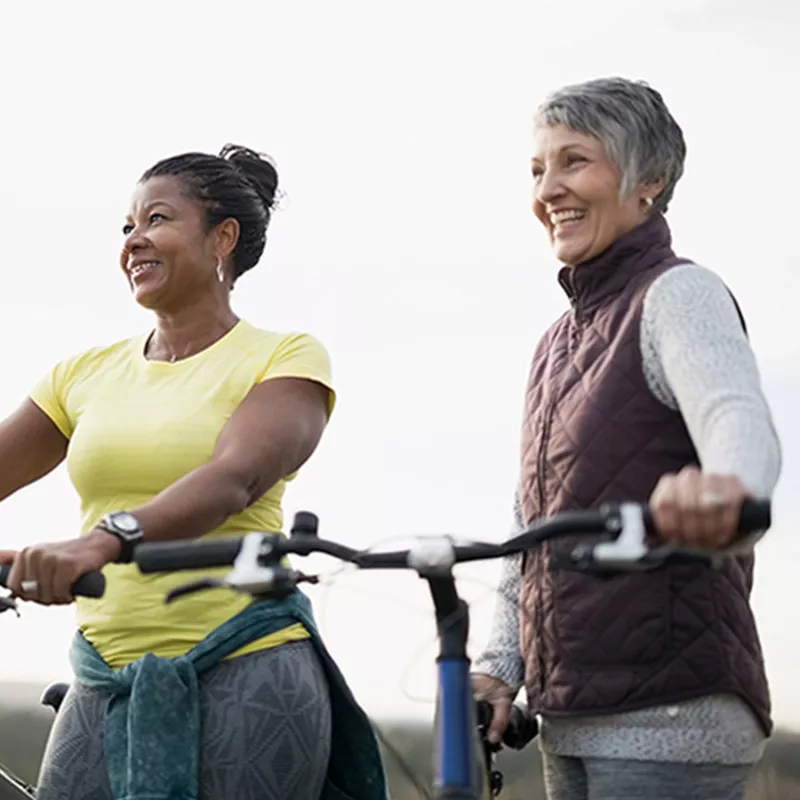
[214,217,240,261]
[641,178,666,208]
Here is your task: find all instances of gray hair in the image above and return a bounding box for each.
[534,77,687,214]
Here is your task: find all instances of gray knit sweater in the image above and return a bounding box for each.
[472,263,782,764]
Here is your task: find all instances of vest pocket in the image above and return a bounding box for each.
[551,567,670,666]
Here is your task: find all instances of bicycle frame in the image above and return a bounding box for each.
[0,761,36,799]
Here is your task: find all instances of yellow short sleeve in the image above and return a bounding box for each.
[29,359,76,439]
[258,333,336,414]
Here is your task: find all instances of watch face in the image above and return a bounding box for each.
[111,513,140,534]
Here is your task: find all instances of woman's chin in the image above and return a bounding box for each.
[131,284,165,310]
[552,234,609,267]
[553,239,588,267]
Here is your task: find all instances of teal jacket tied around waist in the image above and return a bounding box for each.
[70,590,388,800]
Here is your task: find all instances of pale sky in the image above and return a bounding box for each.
[0,0,798,730]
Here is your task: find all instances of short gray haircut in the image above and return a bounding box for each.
[534,77,687,213]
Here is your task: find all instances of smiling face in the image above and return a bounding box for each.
[120,176,220,310]
[531,124,656,267]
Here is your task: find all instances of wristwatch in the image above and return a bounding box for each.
[99,512,144,564]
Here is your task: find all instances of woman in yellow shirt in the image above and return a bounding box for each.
[0,145,373,800]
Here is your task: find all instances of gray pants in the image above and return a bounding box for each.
[36,640,332,800]
[543,752,754,800]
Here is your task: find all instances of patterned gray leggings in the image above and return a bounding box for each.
[35,641,332,800]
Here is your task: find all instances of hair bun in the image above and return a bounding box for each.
[218,143,279,212]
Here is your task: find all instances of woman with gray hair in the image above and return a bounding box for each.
[472,77,781,800]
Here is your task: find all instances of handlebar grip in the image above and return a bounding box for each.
[476,699,538,750]
[503,704,539,750]
[135,538,243,573]
[736,498,771,534]
[0,565,105,598]
[643,498,771,538]
[71,570,106,598]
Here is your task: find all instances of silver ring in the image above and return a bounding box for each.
[700,491,725,508]
[20,579,39,594]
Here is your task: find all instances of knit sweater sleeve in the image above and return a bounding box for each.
[471,490,525,690]
[640,263,781,497]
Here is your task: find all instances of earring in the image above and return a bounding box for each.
[644,197,654,212]
[216,258,225,284]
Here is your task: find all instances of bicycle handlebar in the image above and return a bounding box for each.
[134,498,771,579]
[129,497,770,791]
[0,565,106,598]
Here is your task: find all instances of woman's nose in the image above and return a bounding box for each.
[536,168,566,204]
[120,227,149,272]
[121,226,150,264]
[123,225,148,253]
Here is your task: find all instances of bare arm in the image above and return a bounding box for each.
[7,376,332,602]
[0,399,69,503]
[98,376,331,554]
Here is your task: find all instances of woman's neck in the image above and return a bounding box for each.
[147,298,239,363]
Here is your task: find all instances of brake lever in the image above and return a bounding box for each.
[0,594,20,616]
[551,500,728,576]
[550,542,730,579]
[164,571,320,605]
[166,578,227,604]
[233,568,319,599]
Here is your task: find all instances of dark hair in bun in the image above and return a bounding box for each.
[141,143,280,282]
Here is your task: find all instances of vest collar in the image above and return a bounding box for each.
[558,213,675,310]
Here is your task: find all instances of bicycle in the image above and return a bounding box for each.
[0,498,769,799]
[130,498,770,799]
[0,553,524,800]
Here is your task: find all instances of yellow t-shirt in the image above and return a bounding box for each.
[30,319,334,669]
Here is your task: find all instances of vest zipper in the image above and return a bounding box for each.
[570,299,585,351]
[535,400,556,699]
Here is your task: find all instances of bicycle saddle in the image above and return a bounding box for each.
[40,682,70,713]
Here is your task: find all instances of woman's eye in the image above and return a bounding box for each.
[122,213,165,235]
[566,154,587,167]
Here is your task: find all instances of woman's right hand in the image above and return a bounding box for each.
[472,673,514,744]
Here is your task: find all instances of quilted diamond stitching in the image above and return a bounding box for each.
[517,266,769,727]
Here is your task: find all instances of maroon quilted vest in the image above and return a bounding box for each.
[518,213,771,734]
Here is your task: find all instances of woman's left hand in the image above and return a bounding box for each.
[5,531,118,605]
[649,466,751,549]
